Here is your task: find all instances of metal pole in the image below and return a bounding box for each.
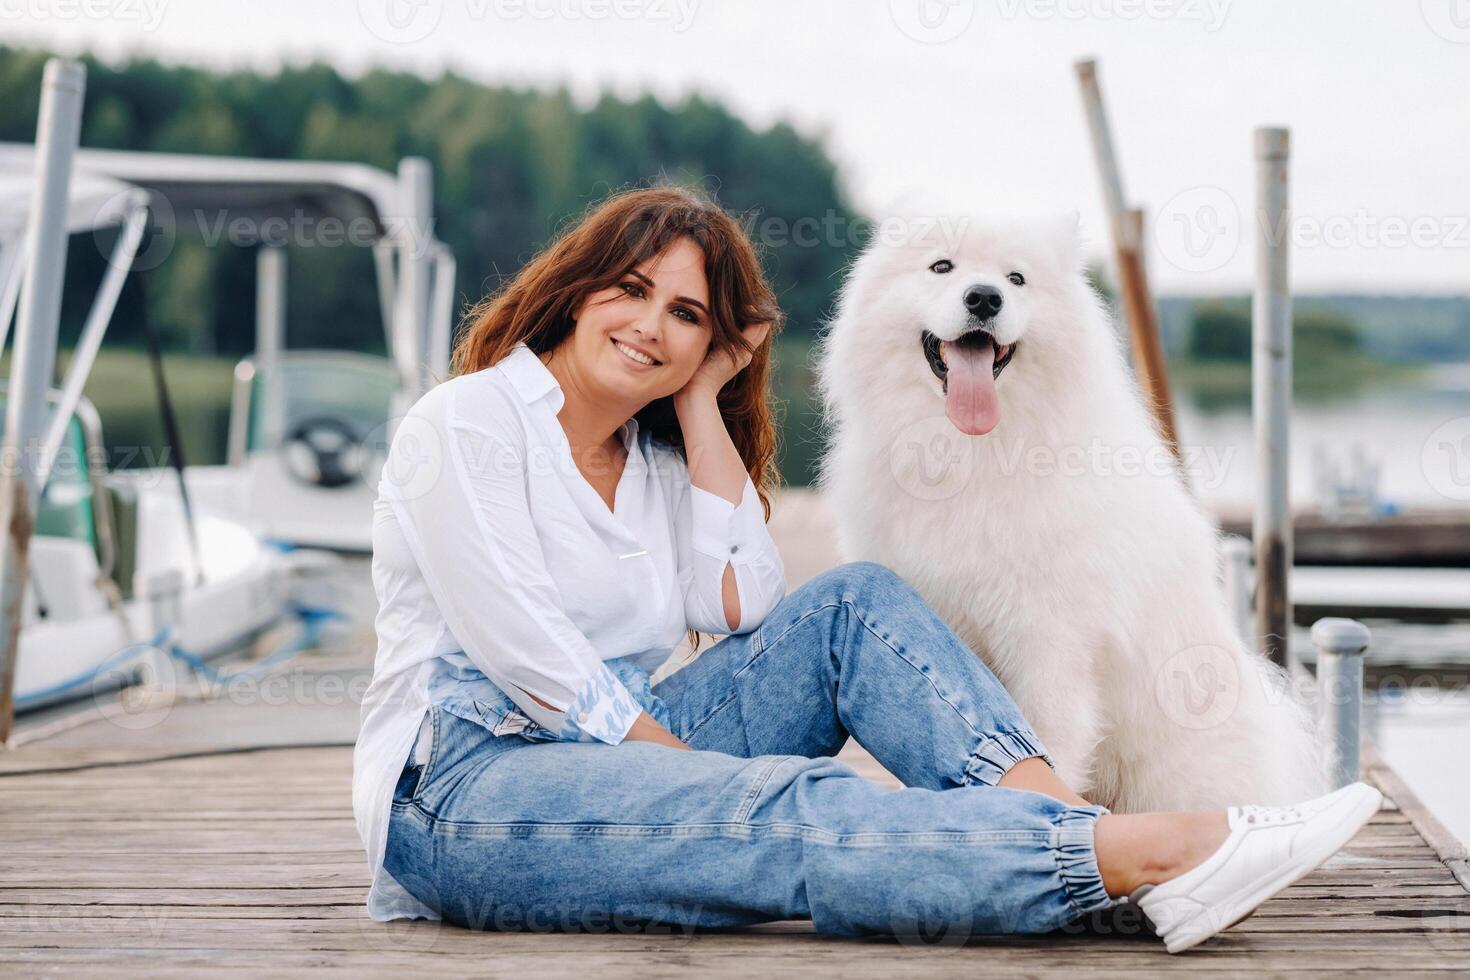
[371,241,397,356]
[255,244,287,447]
[1253,127,1292,669]
[1311,617,1369,788]
[394,158,432,400]
[1221,534,1253,646]
[255,244,286,365]
[37,195,148,487]
[0,58,86,745]
[428,241,456,381]
[0,238,23,352]
[1074,59,1183,466]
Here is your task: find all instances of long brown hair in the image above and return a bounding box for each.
[451,184,784,649]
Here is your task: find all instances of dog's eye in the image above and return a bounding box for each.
[929,259,953,274]
[1007,272,1025,286]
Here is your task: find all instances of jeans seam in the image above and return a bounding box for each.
[734,756,788,824]
[420,818,1057,845]
[843,599,998,743]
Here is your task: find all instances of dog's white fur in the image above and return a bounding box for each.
[813,212,1328,812]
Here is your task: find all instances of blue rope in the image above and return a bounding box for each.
[14,602,343,710]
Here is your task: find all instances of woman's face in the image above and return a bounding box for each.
[562,236,714,407]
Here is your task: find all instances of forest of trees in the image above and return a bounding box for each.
[0,45,860,358]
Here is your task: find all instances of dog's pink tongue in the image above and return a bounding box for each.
[941,340,1000,436]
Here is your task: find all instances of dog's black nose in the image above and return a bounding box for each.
[963,284,1004,318]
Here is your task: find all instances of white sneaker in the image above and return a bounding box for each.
[1131,781,1383,953]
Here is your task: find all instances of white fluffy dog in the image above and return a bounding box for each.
[813,212,1327,812]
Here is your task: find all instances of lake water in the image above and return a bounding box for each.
[1173,363,1470,512]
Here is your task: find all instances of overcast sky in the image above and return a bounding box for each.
[10,0,1470,294]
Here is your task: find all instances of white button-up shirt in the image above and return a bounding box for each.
[352,341,788,921]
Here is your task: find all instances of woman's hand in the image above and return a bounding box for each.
[623,710,692,750]
[675,321,772,402]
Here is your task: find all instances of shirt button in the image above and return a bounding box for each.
[730,545,739,554]
[577,711,589,723]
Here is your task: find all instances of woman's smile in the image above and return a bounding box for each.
[611,336,662,370]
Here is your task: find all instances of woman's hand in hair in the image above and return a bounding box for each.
[675,321,772,401]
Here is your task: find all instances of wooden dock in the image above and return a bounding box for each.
[2,491,1467,975]
[1216,506,1470,568]
[1,736,1466,975]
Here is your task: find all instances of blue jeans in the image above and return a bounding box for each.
[384,561,1113,937]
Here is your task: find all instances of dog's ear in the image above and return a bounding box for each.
[1044,209,1082,268]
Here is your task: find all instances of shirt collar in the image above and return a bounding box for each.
[498,341,640,449]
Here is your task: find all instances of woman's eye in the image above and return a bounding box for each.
[930,259,953,274]
[619,281,644,297]
[672,307,699,323]
[1008,271,1026,286]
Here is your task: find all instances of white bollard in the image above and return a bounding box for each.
[1311,617,1371,789]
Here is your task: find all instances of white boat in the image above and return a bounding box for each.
[0,160,297,712]
[0,144,455,554]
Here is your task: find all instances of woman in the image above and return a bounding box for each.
[353,185,1379,954]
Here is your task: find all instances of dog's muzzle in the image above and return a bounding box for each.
[921,323,1017,387]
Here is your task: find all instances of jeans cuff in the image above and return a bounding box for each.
[1050,805,1116,919]
[962,728,1054,787]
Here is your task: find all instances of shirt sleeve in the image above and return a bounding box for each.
[379,390,642,745]
[674,462,788,636]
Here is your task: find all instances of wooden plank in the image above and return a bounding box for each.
[0,945,1468,975]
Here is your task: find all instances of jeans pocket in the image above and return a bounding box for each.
[392,706,440,806]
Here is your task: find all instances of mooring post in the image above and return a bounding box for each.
[0,58,87,745]
[1074,58,1183,468]
[1253,127,1293,668]
[1221,534,1253,645]
[1311,617,1370,788]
